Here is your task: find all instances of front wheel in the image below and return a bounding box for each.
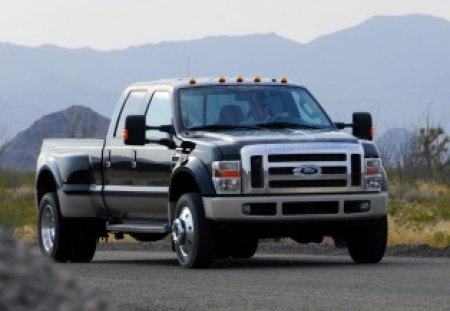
[172,193,215,268]
[346,216,388,264]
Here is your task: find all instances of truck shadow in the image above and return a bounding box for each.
[90,254,378,270]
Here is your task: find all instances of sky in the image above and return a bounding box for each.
[1,0,450,50]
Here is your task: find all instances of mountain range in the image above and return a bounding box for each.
[0,106,109,171]
[1,14,450,138]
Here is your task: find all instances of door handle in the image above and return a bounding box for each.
[131,150,137,169]
[105,149,111,168]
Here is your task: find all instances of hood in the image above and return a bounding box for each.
[184,129,359,158]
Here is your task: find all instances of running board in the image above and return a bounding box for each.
[106,223,171,234]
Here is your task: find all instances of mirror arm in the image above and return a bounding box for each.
[335,122,353,130]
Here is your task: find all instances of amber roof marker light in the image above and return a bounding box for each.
[219,76,226,83]
[236,76,244,83]
[188,77,196,85]
[280,76,288,83]
[254,75,262,83]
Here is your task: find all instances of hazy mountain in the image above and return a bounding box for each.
[0,106,109,171]
[1,14,450,138]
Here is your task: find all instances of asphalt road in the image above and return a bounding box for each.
[59,251,450,311]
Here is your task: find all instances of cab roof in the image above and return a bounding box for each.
[130,76,299,88]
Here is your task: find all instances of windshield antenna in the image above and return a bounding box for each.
[187,57,190,77]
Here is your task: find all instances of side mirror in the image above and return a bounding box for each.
[124,115,146,145]
[124,115,176,147]
[352,112,373,141]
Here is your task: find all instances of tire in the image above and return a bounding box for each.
[229,236,258,259]
[346,216,388,264]
[38,193,72,262]
[214,233,231,259]
[172,193,214,268]
[69,220,98,262]
[38,192,98,262]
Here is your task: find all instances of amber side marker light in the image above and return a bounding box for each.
[236,76,244,83]
[219,76,226,83]
[280,76,288,83]
[254,75,262,83]
[215,170,240,178]
[370,127,375,140]
[123,129,129,141]
[189,77,196,85]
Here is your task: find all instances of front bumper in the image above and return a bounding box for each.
[203,192,387,223]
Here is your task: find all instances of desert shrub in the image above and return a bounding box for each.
[0,190,36,232]
[0,171,36,233]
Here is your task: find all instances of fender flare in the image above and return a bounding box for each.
[168,157,216,220]
[170,157,216,198]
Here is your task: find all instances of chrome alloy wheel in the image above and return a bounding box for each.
[172,206,195,258]
[40,204,56,253]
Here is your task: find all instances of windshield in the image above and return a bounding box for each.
[178,85,333,131]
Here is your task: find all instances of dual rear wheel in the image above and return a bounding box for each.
[38,193,99,262]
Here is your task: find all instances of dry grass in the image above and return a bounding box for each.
[388,217,450,247]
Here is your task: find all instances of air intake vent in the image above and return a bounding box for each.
[282,202,339,215]
[351,154,362,186]
[250,155,264,188]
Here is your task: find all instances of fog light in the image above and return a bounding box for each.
[360,201,371,212]
[242,204,251,215]
[344,200,371,213]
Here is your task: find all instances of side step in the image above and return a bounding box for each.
[106,222,171,234]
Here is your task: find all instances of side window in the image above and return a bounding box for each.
[114,91,147,137]
[146,91,171,140]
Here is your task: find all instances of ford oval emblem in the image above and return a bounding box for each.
[293,165,321,177]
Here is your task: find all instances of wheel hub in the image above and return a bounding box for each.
[172,219,186,245]
[40,204,56,253]
[172,207,195,258]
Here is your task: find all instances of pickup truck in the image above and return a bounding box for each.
[36,76,388,268]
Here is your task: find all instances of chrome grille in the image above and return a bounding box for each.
[241,142,364,194]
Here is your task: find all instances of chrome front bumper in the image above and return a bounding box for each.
[202,192,387,222]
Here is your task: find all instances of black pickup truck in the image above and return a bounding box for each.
[36,76,388,268]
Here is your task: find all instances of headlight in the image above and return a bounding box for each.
[364,158,382,191]
[212,161,241,194]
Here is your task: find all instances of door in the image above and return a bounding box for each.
[132,91,173,220]
[103,89,149,217]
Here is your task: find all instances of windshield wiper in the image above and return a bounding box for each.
[255,122,324,130]
[188,124,260,131]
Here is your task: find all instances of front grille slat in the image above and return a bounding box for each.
[269,166,347,175]
[268,154,346,162]
[270,180,347,188]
